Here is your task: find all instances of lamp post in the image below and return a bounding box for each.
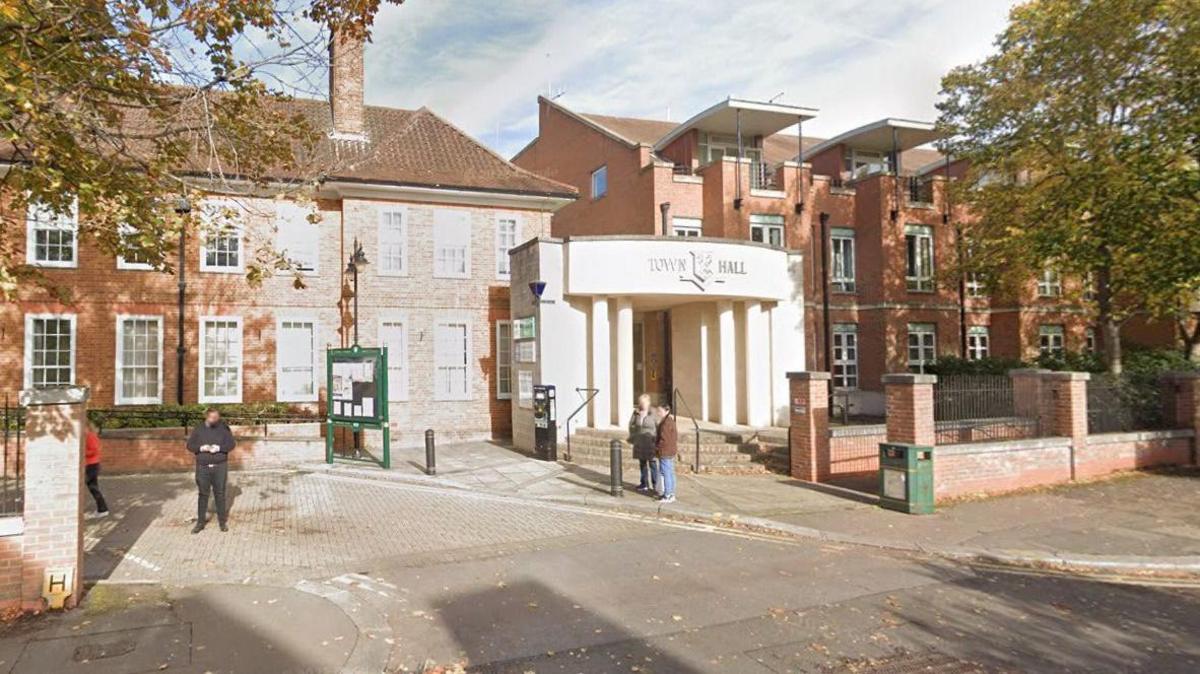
[345,239,369,346]
[174,195,191,405]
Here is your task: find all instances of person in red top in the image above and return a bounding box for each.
[85,421,110,519]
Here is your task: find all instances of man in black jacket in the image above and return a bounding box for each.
[186,408,236,533]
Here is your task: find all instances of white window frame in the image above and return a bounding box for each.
[26,199,79,268]
[495,214,518,280]
[966,272,986,298]
[750,214,784,247]
[116,223,155,270]
[378,315,410,402]
[198,198,245,274]
[843,148,889,179]
[24,313,77,389]
[831,228,856,293]
[275,201,320,275]
[433,314,473,401]
[517,370,534,409]
[433,209,471,279]
[831,324,858,390]
[967,326,990,361]
[905,224,935,292]
[1039,325,1065,356]
[496,320,513,400]
[907,323,937,373]
[198,315,244,403]
[1037,268,1062,298]
[275,316,319,402]
[114,315,164,405]
[591,165,608,199]
[672,217,702,237]
[378,207,408,277]
[1086,327,1098,353]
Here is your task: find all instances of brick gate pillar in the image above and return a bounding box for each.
[787,372,830,482]
[1164,372,1200,465]
[19,386,89,611]
[1043,372,1090,480]
[883,374,937,446]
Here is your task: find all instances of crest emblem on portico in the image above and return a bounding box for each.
[681,251,723,291]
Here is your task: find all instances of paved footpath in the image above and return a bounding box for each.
[320,441,1200,574]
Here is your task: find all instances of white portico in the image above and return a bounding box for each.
[510,236,805,450]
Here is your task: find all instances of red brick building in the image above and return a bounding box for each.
[1,36,576,447]
[513,96,1173,414]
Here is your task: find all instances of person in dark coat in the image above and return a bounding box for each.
[186,408,236,533]
[627,393,660,494]
[654,403,678,503]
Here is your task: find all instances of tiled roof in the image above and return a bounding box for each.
[576,110,944,174]
[2,94,577,199]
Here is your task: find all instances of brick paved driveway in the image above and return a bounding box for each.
[84,470,648,586]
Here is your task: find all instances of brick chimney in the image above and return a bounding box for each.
[329,29,366,138]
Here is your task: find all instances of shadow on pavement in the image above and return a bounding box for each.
[84,473,191,582]
[0,582,355,673]
[435,579,702,673]
[871,560,1200,671]
[786,476,879,505]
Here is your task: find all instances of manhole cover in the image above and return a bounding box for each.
[74,637,137,662]
[832,651,993,673]
[14,623,191,673]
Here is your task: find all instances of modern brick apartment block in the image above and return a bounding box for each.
[1,34,577,448]
[513,97,1174,415]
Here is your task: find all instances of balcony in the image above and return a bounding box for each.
[905,175,935,207]
[749,161,780,191]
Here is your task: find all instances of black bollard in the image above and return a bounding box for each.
[609,439,623,497]
[425,429,436,476]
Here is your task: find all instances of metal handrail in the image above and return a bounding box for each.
[671,388,703,473]
[564,387,599,462]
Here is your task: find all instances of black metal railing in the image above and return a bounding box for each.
[1,397,24,517]
[672,163,695,176]
[749,162,778,190]
[671,388,702,473]
[933,374,1037,444]
[564,387,599,462]
[905,175,934,204]
[1086,373,1167,434]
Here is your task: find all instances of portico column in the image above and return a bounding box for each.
[699,311,711,421]
[615,298,634,423]
[717,300,737,425]
[743,300,771,427]
[590,296,612,427]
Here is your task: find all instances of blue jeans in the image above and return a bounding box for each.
[638,458,658,489]
[659,457,676,497]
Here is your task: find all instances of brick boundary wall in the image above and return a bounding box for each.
[789,370,1199,501]
[97,424,325,474]
[828,425,886,476]
[936,430,1193,500]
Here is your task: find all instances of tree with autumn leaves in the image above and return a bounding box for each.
[938,0,1200,372]
[0,0,399,298]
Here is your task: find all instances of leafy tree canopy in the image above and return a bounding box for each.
[0,0,400,298]
[938,0,1200,372]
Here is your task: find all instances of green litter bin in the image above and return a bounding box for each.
[878,443,934,514]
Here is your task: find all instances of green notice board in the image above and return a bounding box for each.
[325,345,391,468]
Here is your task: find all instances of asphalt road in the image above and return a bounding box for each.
[338,502,1200,673]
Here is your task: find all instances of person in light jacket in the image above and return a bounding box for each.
[654,402,678,503]
[627,394,659,494]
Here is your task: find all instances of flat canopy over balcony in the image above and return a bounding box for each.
[653,98,819,152]
[803,118,943,160]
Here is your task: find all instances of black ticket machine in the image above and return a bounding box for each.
[532,384,557,461]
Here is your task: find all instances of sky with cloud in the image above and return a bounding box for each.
[359,0,1016,157]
